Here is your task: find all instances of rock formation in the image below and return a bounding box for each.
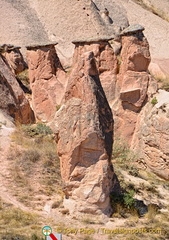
[72,37,118,103]
[131,90,169,180]
[112,25,152,144]
[117,0,169,79]
[50,40,120,216]
[0,54,34,124]
[0,44,25,74]
[26,43,66,122]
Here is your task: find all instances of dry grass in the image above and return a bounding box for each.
[8,124,62,206]
[111,137,169,240]
[0,197,45,240]
[16,69,32,94]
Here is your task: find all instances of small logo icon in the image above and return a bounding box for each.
[47,233,62,240]
[42,226,52,236]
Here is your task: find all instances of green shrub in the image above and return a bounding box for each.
[123,190,136,209]
[151,97,158,105]
[112,137,137,168]
[110,190,136,216]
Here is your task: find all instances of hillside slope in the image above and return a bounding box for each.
[0,0,48,46]
[1,0,169,77]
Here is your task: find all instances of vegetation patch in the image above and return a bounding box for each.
[151,97,158,105]
[0,198,45,240]
[21,123,53,138]
[16,69,32,94]
[8,124,61,206]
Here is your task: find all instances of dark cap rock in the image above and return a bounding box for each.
[120,24,145,36]
[26,42,58,50]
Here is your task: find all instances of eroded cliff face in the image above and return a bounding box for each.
[50,47,120,216]
[131,90,169,180]
[26,28,168,182]
[72,39,118,103]
[26,44,66,122]
[112,29,153,144]
[0,54,34,124]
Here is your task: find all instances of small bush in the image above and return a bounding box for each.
[151,97,158,105]
[56,105,61,111]
[16,69,31,94]
[123,190,136,209]
[21,123,53,137]
[110,190,136,217]
[146,204,159,219]
[112,137,137,169]
[22,149,41,163]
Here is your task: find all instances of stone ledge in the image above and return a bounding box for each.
[72,35,115,44]
[26,42,58,50]
[0,44,21,52]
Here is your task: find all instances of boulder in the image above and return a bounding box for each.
[131,90,169,180]
[0,54,34,124]
[26,43,67,122]
[51,47,120,216]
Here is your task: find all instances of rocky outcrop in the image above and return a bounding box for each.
[27,0,128,67]
[26,43,66,122]
[131,90,169,180]
[112,26,152,144]
[72,38,118,103]
[51,41,119,216]
[0,44,25,74]
[0,54,34,124]
[117,0,169,79]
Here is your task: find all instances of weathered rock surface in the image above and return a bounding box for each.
[29,0,128,66]
[0,44,25,74]
[72,39,118,103]
[0,0,49,48]
[51,46,119,216]
[0,110,15,128]
[26,44,66,122]
[117,0,169,78]
[135,0,169,22]
[120,24,145,36]
[112,29,151,143]
[1,0,169,78]
[131,90,169,180]
[0,55,34,124]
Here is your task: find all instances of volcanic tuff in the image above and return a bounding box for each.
[50,45,120,216]
[1,0,169,77]
[26,43,66,122]
[0,0,169,215]
[0,53,34,124]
